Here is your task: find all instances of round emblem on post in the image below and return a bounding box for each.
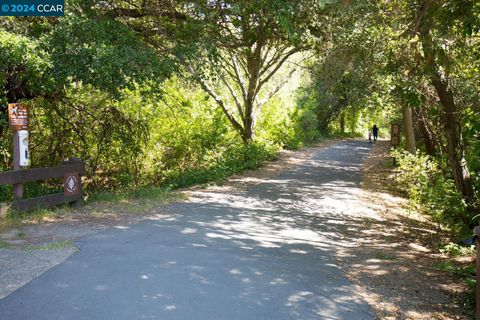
[67,176,76,193]
[64,173,79,195]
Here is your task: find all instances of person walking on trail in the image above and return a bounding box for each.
[368,130,372,143]
[372,125,379,141]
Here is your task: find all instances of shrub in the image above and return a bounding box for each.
[439,242,475,257]
[161,141,279,189]
[391,150,468,229]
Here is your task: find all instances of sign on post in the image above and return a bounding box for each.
[3,103,84,210]
[8,103,29,199]
[64,173,80,196]
[8,103,29,131]
[391,123,400,148]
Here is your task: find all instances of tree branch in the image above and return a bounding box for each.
[107,8,147,18]
[256,47,300,96]
[231,55,248,102]
[191,71,244,133]
[221,76,245,122]
[256,68,296,111]
[106,4,187,21]
[258,45,287,79]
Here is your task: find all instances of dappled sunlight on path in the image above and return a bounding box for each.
[0,140,376,320]
[183,140,379,252]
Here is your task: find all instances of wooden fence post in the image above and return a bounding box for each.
[62,158,84,208]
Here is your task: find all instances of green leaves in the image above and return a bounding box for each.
[0,29,53,102]
[392,150,468,228]
[0,12,179,106]
[46,16,171,95]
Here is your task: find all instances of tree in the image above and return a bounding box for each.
[0,30,52,99]
[413,0,478,215]
[0,29,53,137]
[94,0,346,142]
[373,0,480,219]
[300,1,387,134]
[185,0,336,142]
[0,10,176,182]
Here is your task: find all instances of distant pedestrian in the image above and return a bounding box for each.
[368,130,372,143]
[372,125,379,141]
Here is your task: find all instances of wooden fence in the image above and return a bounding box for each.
[0,158,85,212]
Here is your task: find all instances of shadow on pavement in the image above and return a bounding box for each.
[0,140,378,320]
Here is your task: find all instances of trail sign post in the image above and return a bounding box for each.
[2,103,85,211]
[391,123,401,165]
[8,103,29,199]
[391,123,400,148]
[8,103,29,131]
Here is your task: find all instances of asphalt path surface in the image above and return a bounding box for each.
[0,140,375,320]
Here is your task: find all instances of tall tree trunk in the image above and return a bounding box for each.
[414,106,437,156]
[242,100,255,143]
[431,74,476,207]
[241,38,263,144]
[420,29,477,215]
[402,106,416,154]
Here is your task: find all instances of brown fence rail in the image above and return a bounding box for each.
[0,158,85,212]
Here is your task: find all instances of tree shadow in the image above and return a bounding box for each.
[0,140,384,320]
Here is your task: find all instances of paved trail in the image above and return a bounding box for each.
[0,140,375,320]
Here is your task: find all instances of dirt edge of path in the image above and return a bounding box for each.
[337,140,471,320]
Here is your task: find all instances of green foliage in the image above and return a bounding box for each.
[87,185,182,203]
[256,97,299,148]
[24,87,148,189]
[136,77,281,188]
[435,261,475,283]
[286,105,323,149]
[463,107,480,209]
[162,142,279,189]
[132,77,233,184]
[392,150,468,228]
[435,259,475,311]
[439,242,475,258]
[292,84,327,144]
[0,13,178,194]
[0,29,53,104]
[46,16,170,95]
